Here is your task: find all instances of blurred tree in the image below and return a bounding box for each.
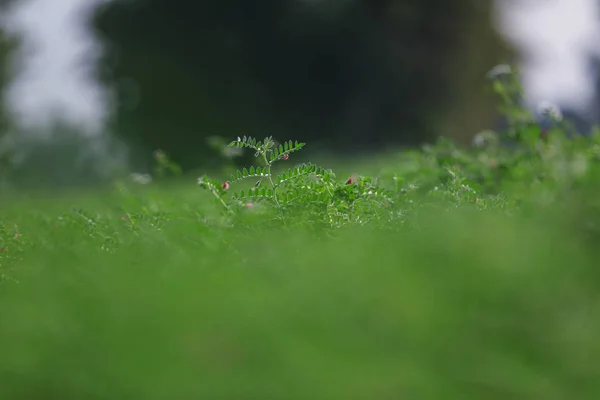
[0,11,13,137]
[0,36,8,132]
[93,0,513,170]
[0,0,23,182]
[1,0,21,128]
[589,56,600,129]
[0,33,9,180]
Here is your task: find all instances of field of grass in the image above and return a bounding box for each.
[1,69,600,398]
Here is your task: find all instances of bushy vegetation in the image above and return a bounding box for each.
[1,66,600,398]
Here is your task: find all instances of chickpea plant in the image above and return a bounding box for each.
[197,136,393,226]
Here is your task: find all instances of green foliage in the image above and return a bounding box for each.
[188,64,600,237]
[1,196,600,398]
[3,64,600,398]
[0,125,129,189]
[152,149,182,179]
[0,27,16,144]
[199,135,395,227]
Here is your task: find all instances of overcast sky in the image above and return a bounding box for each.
[0,0,109,134]
[1,0,600,134]
[495,0,600,116]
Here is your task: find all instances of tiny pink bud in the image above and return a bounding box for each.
[346,174,358,185]
[244,203,253,208]
[222,181,230,190]
[283,154,289,160]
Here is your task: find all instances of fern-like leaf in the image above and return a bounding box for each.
[233,186,276,203]
[228,135,262,152]
[274,163,334,187]
[229,166,270,183]
[269,140,306,162]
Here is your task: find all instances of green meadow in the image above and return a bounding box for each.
[1,69,600,399]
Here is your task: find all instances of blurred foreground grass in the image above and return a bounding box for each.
[3,64,600,398]
[0,176,599,399]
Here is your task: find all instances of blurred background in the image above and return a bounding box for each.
[0,0,599,187]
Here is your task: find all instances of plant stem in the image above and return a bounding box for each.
[262,153,284,220]
[211,188,232,213]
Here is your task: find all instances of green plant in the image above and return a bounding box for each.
[198,136,394,227]
[193,63,600,228]
[153,149,182,179]
[6,62,600,399]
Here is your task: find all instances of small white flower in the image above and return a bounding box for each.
[486,64,512,80]
[472,134,487,148]
[130,172,152,185]
[472,130,499,148]
[571,154,588,177]
[223,146,243,158]
[537,101,563,121]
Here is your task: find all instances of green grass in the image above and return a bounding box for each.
[2,67,600,398]
[1,159,600,398]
